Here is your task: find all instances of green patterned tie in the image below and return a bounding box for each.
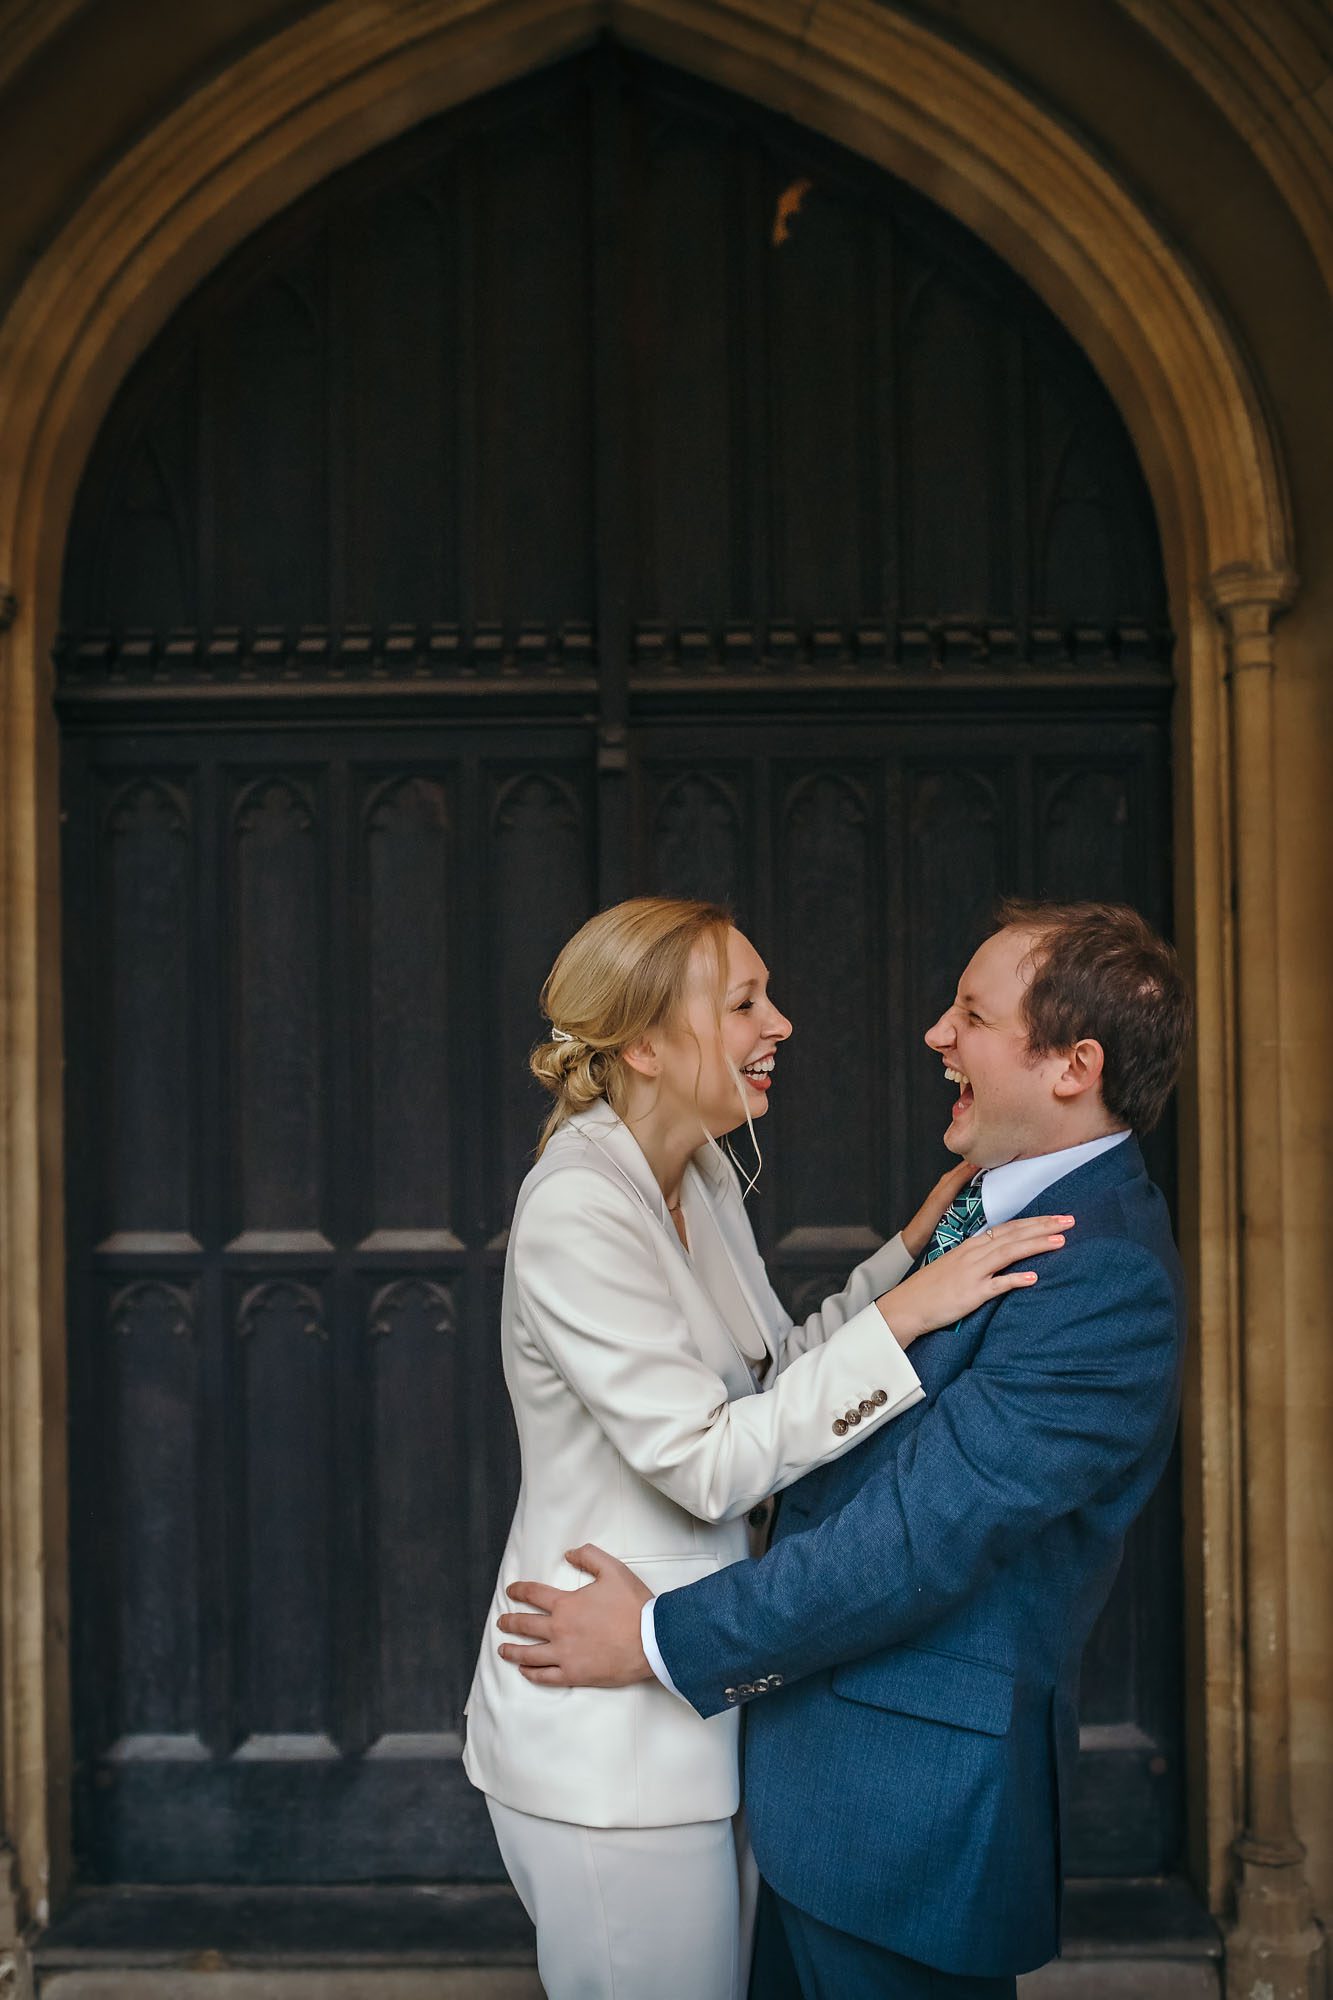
[924,1178,987,1262]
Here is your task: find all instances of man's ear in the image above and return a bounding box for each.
[1052,1037,1105,1101]
[620,1035,660,1080]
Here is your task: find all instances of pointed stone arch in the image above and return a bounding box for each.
[0,0,1299,1970]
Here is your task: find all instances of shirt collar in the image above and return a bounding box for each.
[978,1130,1130,1228]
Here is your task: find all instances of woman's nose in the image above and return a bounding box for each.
[770,1006,793,1042]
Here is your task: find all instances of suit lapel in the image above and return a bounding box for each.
[569,1104,764,1398]
[684,1161,779,1374]
[904,1138,1148,1397]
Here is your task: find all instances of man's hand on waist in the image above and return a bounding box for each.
[498,1545,654,1688]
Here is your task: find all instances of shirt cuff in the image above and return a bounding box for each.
[641,1596,688,1701]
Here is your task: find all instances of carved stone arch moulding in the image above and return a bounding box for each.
[0,0,1301,1961]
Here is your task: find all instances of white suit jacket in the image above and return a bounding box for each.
[462,1100,922,1828]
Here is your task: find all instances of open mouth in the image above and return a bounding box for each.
[944,1064,974,1120]
[741,1054,775,1093]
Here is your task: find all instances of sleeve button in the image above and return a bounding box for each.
[832,1418,849,1437]
[872,1388,889,1406]
[768,1674,784,1688]
[845,1408,862,1426]
[859,1398,877,1417]
[724,1687,738,1703]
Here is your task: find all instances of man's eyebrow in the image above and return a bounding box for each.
[958,992,987,1011]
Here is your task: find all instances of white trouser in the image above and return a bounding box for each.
[486,1794,757,2000]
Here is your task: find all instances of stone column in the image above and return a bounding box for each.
[0,581,27,1967]
[0,564,70,1956]
[0,581,19,1960]
[1209,565,1325,2000]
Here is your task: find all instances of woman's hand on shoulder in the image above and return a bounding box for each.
[876,1214,1075,1347]
[900,1161,978,1260]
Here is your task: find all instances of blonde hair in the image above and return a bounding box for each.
[531,898,733,1155]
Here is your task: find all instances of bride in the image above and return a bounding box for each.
[464,896,1067,2000]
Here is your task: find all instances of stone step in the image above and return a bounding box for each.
[1021,1876,1222,1999]
[1021,1960,1219,1998]
[39,1977,542,2000]
[34,1885,540,1998]
[37,1966,1222,2000]
[32,1878,1222,1999]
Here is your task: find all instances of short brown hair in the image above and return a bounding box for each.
[994,899,1192,1134]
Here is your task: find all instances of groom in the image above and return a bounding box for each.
[498,899,1192,1998]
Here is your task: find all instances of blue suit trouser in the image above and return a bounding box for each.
[770,1893,1018,2000]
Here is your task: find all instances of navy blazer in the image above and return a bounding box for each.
[653,1138,1186,1978]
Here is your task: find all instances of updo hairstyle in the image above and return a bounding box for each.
[531,897,732,1154]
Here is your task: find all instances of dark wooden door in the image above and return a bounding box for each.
[59,45,1179,1885]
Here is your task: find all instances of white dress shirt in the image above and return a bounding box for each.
[641,1128,1131,1693]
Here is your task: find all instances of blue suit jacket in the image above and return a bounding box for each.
[653,1138,1186,1977]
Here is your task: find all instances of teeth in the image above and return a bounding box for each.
[944,1066,969,1087]
[742,1056,775,1076]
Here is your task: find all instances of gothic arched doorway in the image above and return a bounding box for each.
[59,43,1177,1887]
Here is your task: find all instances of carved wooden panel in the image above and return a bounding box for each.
[902,763,1012,1202]
[1032,351,1163,625]
[471,99,595,628]
[230,776,326,1245]
[900,268,1007,618]
[339,187,456,623]
[235,1279,334,1743]
[767,180,872,623]
[774,770,880,1238]
[366,1277,467,1732]
[60,45,1178,1891]
[60,50,1166,683]
[105,1279,201,1742]
[487,765,596,1228]
[632,113,736,623]
[98,776,195,1245]
[359,774,455,1242]
[206,260,328,628]
[642,766,751,911]
[1037,764,1136,904]
[77,354,196,635]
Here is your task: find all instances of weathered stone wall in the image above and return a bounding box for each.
[0,3,1327,1989]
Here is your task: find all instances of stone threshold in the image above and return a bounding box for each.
[33,1877,1221,1998]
